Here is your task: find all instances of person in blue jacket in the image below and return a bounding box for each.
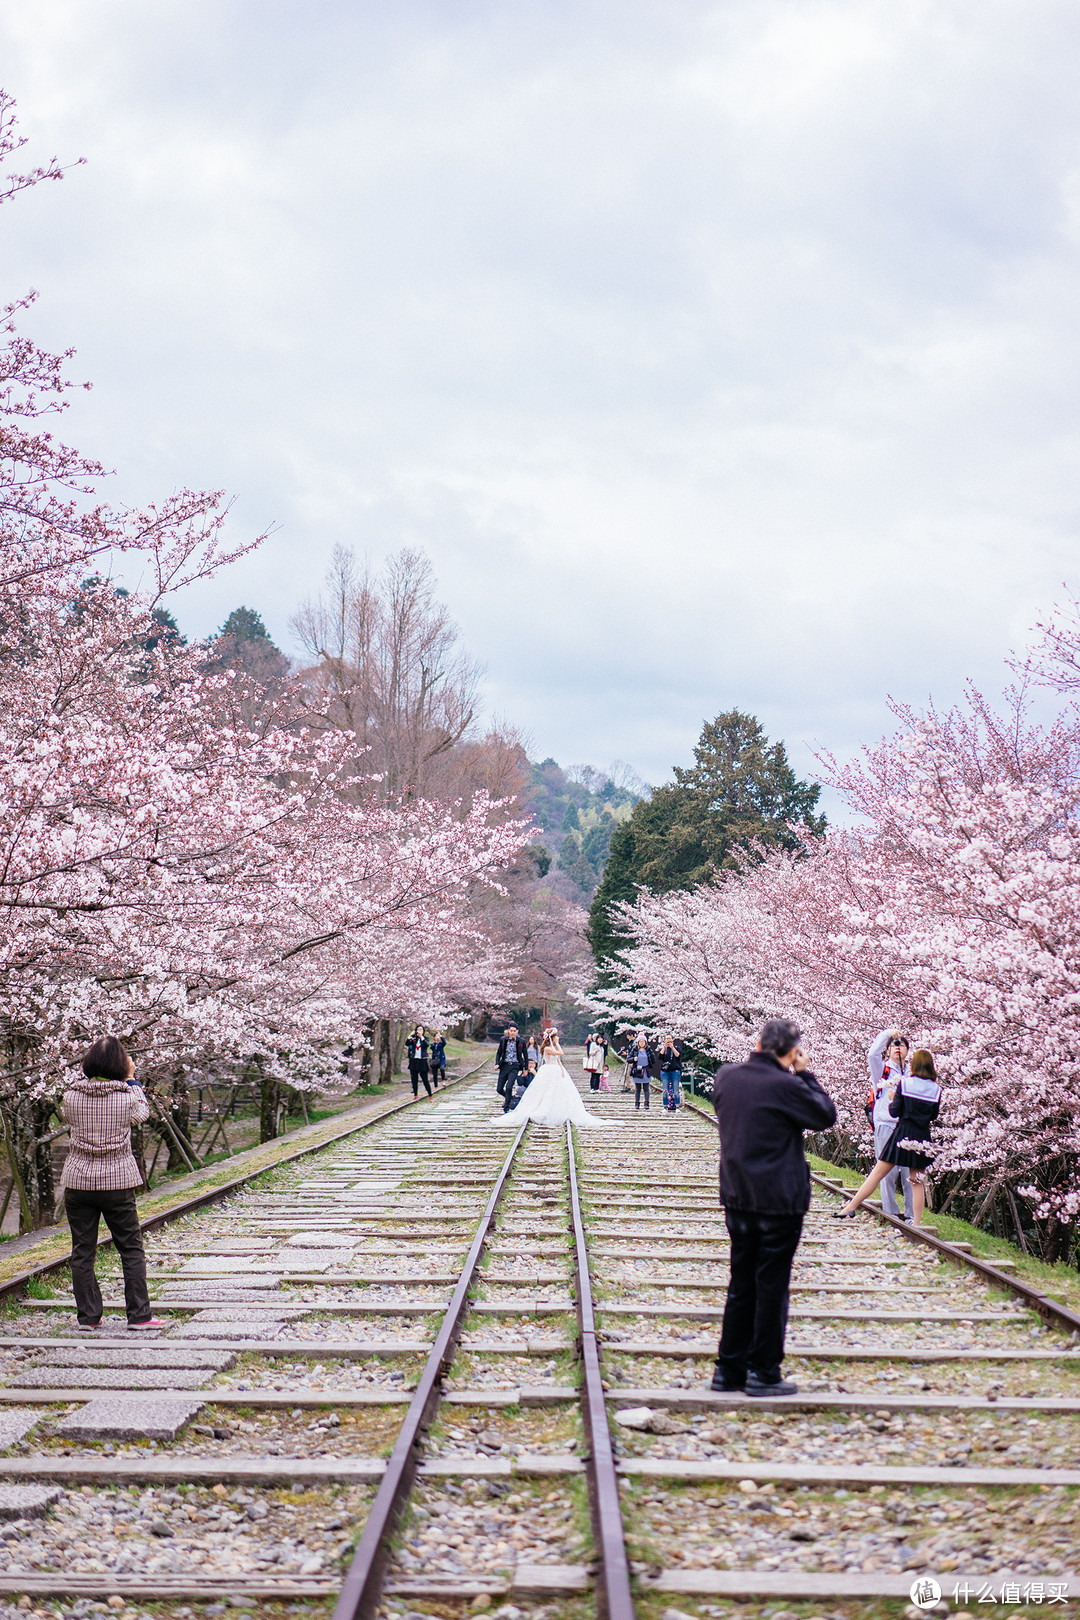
[429,1032,447,1088]
[659,1035,683,1111]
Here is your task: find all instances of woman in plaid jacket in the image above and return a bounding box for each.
[62,1037,164,1331]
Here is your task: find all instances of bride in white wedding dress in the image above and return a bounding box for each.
[491,1029,603,1128]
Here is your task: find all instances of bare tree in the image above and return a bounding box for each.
[607,759,653,799]
[292,548,590,1040]
[292,546,481,802]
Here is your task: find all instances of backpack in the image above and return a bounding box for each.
[866,1062,892,1127]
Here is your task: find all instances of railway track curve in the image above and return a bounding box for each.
[0,1059,1073,1616]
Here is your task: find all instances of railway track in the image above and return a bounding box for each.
[0,1058,1075,1616]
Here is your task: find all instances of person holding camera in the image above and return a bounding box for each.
[630,1032,659,1110]
[429,1031,447,1089]
[61,1036,164,1332]
[659,1035,684,1111]
[711,1018,837,1396]
[406,1026,431,1097]
[866,1028,913,1220]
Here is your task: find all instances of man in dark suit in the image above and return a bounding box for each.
[712,1018,837,1396]
[494,1025,525,1114]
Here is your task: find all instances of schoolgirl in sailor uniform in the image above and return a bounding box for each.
[882,1061,941,1175]
[832,1049,942,1227]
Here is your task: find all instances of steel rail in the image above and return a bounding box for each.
[0,1059,492,1303]
[808,1169,1080,1335]
[682,1097,1080,1339]
[332,1118,529,1620]
[566,1122,636,1620]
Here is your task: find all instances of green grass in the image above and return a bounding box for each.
[808,1151,1080,1315]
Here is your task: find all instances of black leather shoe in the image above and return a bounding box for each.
[711,1362,745,1393]
[746,1372,798,1397]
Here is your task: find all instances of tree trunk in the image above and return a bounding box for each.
[31,1099,55,1222]
[1036,1212,1071,1264]
[1005,1185,1030,1253]
[165,1076,193,1172]
[2,1096,63,1230]
[392,1021,406,1075]
[9,1099,42,1230]
[378,1020,392,1083]
[471,1009,491,1041]
[259,1075,281,1142]
[130,1122,148,1188]
[356,1024,373,1085]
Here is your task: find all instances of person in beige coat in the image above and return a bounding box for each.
[62,1036,163,1331]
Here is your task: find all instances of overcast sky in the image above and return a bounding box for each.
[3,1,1079,801]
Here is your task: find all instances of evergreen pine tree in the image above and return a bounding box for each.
[587,709,825,963]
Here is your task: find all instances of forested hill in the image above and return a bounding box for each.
[523,759,645,898]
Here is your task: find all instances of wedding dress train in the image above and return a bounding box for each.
[490,1055,603,1128]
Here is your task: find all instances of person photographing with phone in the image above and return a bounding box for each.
[711,1018,837,1396]
[866,1028,914,1220]
[61,1036,165,1332]
[833,1048,942,1227]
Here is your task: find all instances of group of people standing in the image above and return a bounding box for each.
[508,1026,689,1112]
[404,1008,943,1404]
[404,1027,447,1097]
[596,1030,685,1111]
[500,1024,688,1113]
[51,1006,947,1400]
[834,1028,942,1224]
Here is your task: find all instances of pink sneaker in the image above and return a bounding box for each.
[76,1319,102,1332]
[128,1318,168,1331]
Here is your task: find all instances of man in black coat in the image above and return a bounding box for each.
[712,1018,837,1396]
[494,1025,526,1114]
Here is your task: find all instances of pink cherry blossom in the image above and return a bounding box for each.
[593,678,1080,1246]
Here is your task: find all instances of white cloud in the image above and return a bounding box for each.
[2,0,1079,799]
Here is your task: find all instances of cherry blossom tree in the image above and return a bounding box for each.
[0,94,535,1223]
[594,678,1080,1259]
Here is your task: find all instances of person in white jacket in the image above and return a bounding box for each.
[867,1029,913,1220]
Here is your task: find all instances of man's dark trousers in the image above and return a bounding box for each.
[497,1064,522,1112]
[716,1208,803,1386]
[65,1188,151,1325]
